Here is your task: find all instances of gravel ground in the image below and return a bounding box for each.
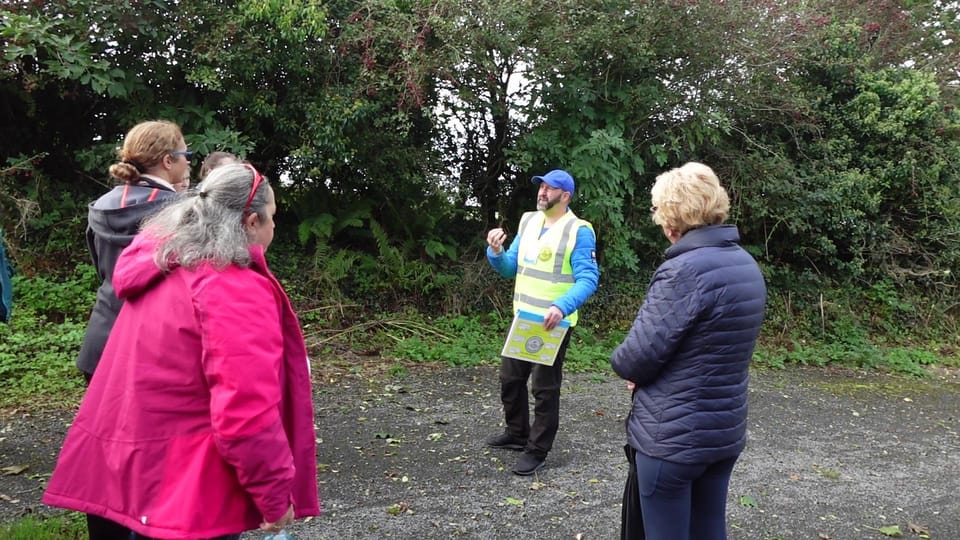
[1,364,958,540]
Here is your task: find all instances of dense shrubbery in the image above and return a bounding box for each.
[0,268,94,407]
[1,236,958,409]
[1,1,959,407]
[272,239,960,378]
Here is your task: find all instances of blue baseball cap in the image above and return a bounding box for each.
[531,169,575,194]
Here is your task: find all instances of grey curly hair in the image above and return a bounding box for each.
[141,163,272,270]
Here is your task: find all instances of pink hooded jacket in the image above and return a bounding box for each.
[43,233,320,539]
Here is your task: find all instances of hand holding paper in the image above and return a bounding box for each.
[501,310,570,366]
[543,305,564,330]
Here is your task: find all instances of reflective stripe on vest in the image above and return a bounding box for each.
[512,210,592,327]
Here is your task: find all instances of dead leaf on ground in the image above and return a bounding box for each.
[1,464,29,475]
[908,522,931,535]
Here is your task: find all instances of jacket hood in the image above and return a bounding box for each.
[113,234,271,301]
[112,233,168,301]
[88,184,176,251]
[88,202,145,244]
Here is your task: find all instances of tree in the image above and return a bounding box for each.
[2,0,958,307]
[714,4,960,286]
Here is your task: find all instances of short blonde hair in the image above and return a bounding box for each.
[650,162,729,234]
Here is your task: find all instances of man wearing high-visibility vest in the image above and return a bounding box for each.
[485,169,600,475]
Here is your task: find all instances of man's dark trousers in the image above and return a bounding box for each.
[498,330,573,457]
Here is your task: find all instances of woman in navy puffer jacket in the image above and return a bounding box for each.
[611,162,766,540]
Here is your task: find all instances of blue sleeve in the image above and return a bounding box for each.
[486,231,521,278]
[551,225,599,317]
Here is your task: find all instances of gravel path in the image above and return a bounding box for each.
[1,365,957,540]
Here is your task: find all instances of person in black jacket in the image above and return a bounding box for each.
[76,120,191,384]
[611,162,766,540]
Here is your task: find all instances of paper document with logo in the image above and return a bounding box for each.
[501,309,570,366]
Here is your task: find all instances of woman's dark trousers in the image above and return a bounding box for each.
[634,452,739,540]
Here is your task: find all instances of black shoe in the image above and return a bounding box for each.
[486,432,526,450]
[512,452,546,476]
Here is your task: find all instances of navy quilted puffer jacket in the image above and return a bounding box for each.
[611,224,766,465]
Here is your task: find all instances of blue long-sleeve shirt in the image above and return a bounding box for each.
[487,220,599,318]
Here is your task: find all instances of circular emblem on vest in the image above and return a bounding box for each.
[525,336,544,354]
[538,247,552,261]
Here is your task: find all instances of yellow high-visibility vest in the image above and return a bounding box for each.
[513,210,594,327]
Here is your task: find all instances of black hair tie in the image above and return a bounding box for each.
[122,159,145,173]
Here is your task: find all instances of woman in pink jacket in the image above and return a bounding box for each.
[44,164,320,540]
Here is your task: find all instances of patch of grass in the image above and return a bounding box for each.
[386,314,626,373]
[755,282,960,375]
[751,347,787,370]
[0,270,95,409]
[0,512,86,540]
[810,373,960,399]
[4,261,959,412]
[10,266,98,323]
[0,309,87,409]
[753,340,953,377]
[565,325,624,373]
[387,362,409,378]
[389,314,502,366]
[813,464,841,480]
